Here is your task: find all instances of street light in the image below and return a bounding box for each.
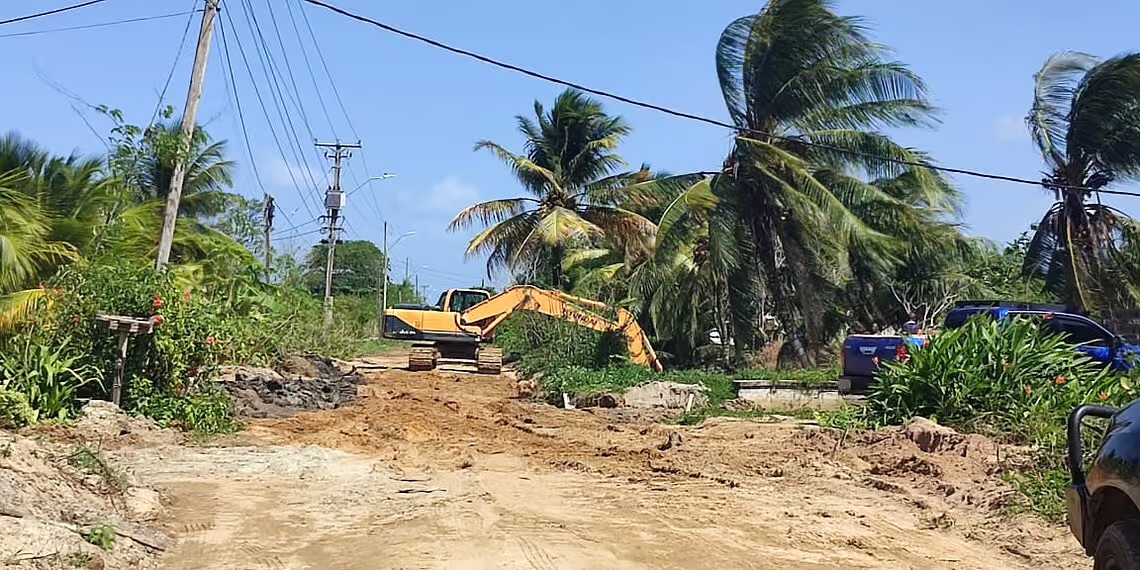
[348,173,396,197]
[378,224,415,334]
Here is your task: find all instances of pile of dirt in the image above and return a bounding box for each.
[220,355,364,419]
[0,403,170,568]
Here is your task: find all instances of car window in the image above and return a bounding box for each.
[434,292,447,310]
[1050,316,1109,346]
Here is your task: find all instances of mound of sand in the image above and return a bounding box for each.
[1,403,171,568]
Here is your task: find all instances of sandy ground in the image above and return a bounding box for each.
[107,354,1086,570]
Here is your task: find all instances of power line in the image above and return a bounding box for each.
[234,0,327,202]
[216,10,271,204]
[0,0,108,27]
[294,0,387,224]
[285,0,337,136]
[297,0,355,137]
[0,10,191,38]
[221,3,326,217]
[272,226,324,241]
[302,0,1137,198]
[148,3,200,127]
[219,7,320,218]
[261,0,332,188]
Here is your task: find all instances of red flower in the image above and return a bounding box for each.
[1043,312,1054,320]
[152,314,164,325]
[1024,385,1033,395]
[1100,392,1110,402]
[71,315,81,324]
[205,336,216,347]
[183,290,192,299]
[1055,375,1067,385]
[53,285,62,293]
[153,298,164,309]
[1003,362,1012,371]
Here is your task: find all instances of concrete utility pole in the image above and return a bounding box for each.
[262,194,274,281]
[315,141,361,328]
[377,221,387,336]
[156,0,220,270]
[378,224,414,332]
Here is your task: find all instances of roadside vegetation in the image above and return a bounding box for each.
[0,110,413,434]
[3,0,1140,527]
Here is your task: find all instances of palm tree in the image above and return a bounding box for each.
[135,121,236,219]
[449,89,655,289]
[0,171,76,293]
[651,0,945,365]
[1023,51,1140,312]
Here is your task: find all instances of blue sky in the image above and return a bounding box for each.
[3,0,1140,300]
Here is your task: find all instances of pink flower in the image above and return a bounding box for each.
[205,336,216,347]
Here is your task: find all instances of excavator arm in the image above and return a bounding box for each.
[459,285,663,372]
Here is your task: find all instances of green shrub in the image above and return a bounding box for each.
[0,390,35,429]
[0,335,101,422]
[863,315,1140,521]
[495,312,627,377]
[84,523,116,550]
[545,365,652,396]
[12,262,237,432]
[126,376,237,435]
[864,316,1125,440]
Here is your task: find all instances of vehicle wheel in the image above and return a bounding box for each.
[1095,520,1140,570]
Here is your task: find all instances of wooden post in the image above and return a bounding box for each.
[113,330,129,406]
[96,315,156,408]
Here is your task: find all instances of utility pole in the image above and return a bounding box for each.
[414,274,420,304]
[262,194,275,281]
[315,141,361,328]
[377,221,388,336]
[156,0,220,270]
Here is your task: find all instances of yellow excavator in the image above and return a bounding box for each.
[382,285,663,374]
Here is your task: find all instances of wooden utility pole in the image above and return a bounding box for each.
[156,0,220,270]
[315,141,360,328]
[262,194,275,281]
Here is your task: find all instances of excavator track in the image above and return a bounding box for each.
[408,346,438,371]
[476,347,503,375]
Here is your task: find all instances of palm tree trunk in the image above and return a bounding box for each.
[551,244,564,291]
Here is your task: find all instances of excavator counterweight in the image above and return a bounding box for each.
[383,286,663,374]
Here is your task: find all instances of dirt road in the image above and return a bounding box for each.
[115,359,1085,569]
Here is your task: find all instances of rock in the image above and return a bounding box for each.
[74,401,178,448]
[657,431,684,451]
[515,379,536,400]
[124,487,163,521]
[901,417,963,453]
[622,382,709,410]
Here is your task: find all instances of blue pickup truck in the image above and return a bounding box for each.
[838,301,1140,394]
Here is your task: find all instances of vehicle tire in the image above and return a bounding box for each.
[1095,520,1140,570]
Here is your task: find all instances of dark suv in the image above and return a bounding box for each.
[1067,402,1140,568]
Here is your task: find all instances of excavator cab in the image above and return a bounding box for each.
[438,289,490,313]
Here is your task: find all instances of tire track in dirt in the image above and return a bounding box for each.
[132,359,1086,569]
